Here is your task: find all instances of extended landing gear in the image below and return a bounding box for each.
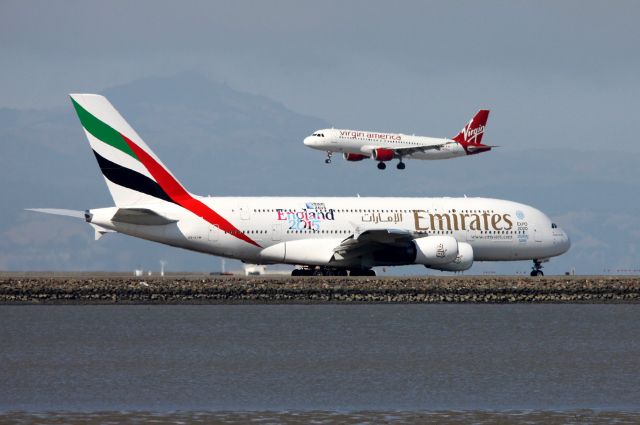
[325,151,333,164]
[530,259,544,276]
[291,267,375,276]
[377,161,405,170]
[292,267,348,276]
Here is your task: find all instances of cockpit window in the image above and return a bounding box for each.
[311,133,325,137]
[551,223,557,229]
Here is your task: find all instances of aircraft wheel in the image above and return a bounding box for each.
[377,162,386,170]
[291,269,301,277]
[397,162,406,170]
[325,159,331,164]
[530,270,544,277]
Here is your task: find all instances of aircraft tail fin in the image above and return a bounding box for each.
[452,110,491,154]
[70,94,190,207]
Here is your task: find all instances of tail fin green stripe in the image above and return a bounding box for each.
[71,97,137,159]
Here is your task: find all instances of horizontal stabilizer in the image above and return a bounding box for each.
[90,223,116,240]
[25,208,86,219]
[466,144,496,152]
[111,208,177,225]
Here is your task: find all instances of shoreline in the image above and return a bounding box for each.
[1,275,639,304]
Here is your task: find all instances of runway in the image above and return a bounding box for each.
[1,274,638,304]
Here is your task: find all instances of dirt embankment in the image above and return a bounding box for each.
[1,275,639,304]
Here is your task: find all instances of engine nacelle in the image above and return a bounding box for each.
[413,236,459,265]
[372,148,394,162]
[427,242,474,272]
[343,153,368,162]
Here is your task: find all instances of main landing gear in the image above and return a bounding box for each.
[530,259,544,276]
[349,268,376,277]
[376,161,406,170]
[325,151,333,164]
[291,267,375,277]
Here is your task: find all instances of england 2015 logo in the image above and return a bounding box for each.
[277,204,336,230]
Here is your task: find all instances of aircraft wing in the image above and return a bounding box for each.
[111,208,177,225]
[390,141,454,156]
[333,228,416,260]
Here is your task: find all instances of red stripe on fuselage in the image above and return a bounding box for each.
[121,134,261,248]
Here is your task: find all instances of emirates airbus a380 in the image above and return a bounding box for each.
[304,110,493,170]
[29,95,569,276]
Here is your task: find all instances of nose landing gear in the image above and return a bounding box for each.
[325,151,333,164]
[530,259,544,276]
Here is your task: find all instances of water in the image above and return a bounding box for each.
[1,305,639,415]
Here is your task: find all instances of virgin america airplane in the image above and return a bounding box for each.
[304,110,493,170]
[29,95,569,276]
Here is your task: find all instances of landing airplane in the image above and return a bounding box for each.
[28,95,569,276]
[304,110,493,170]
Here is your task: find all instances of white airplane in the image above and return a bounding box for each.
[304,110,493,170]
[28,95,569,276]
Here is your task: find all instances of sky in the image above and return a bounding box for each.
[1,1,639,274]
[2,0,639,151]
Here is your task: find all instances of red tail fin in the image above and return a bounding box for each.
[453,109,490,144]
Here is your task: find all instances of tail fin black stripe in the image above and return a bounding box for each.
[92,150,175,204]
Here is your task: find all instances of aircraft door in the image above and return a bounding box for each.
[534,227,543,242]
[239,204,250,220]
[465,229,475,244]
[208,225,220,241]
[271,223,282,241]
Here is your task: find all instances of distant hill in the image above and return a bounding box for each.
[0,74,637,275]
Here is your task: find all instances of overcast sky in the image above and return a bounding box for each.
[2,0,639,153]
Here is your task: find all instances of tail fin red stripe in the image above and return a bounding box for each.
[121,133,261,248]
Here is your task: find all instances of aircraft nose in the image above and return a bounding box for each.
[303,136,314,146]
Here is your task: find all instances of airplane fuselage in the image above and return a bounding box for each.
[88,196,570,269]
[305,129,467,160]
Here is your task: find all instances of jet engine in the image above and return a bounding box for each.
[413,236,459,265]
[343,153,368,162]
[372,148,395,162]
[426,242,473,272]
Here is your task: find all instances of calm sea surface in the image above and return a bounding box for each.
[1,305,639,416]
